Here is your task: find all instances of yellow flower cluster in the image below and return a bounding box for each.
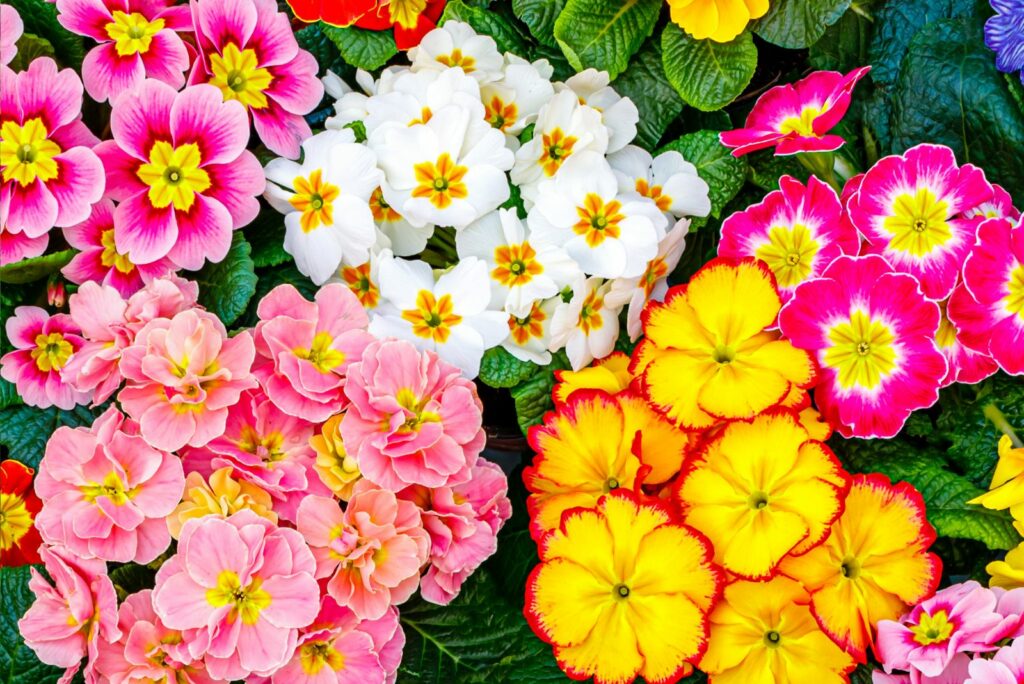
[970,435,1024,588]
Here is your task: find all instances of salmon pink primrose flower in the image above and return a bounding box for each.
[0,460,43,567]
[720,66,871,157]
[168,467,278,539]
[0,5,22,66]
[1,306,90,410]
[779,255,947,439]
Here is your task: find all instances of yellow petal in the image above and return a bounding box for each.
[642,291,713,351]
[529,558,611,647]
[619,394,691,484]
[641,349,718,429]
[630,592,708,682]
[630,526,719,611]
[543,506,617,585]
[555,602,643,684]
[686,260,780,346]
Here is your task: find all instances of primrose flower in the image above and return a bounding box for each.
[297,487,430,620]
[948,217,1024,375]
[0,4,22,65]
[967,637,1024,684]
[779,255,947,439]
[190,0,324,158]
[936,293,998,387]
[341,338,485,490]
[667,0,769,42]
[0,58,104,237]
[153,511,321,680]
[167,467,278,538]
[502,297,559,365]
[480,55,554,141]
[987,0,1024,80]
[988,536,1024,589]
[408,21,504,84]
[720,66,871,156]
[632,258,816,430]
[526,489,722,684]
[719,174,859,303]
[362,65,481,144]
[0,224,48,265]
[0,460,43,567]
[968,435,1024,520]
[780,474,941,661]
[311,413,363,501]
[549,276,621,371]
[561,70,639,153]
[62,281,133,404]
[849,144,994,300]
[607,145,711,221]
[334,247,387,313]
[1,306,90,410]
[253,283,374,423]
[700,577,856,684]
[552,350,633,406]
[55,0,191,103]
[96,80,264,269]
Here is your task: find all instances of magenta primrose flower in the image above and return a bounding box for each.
[719,66,871,157]
[0,305,90,409]
[96,79,264,269]
[936,294,998,388]
[55,0,192,103]
[0,223,48,265]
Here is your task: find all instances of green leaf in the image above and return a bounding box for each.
[754,0,852,49]
[808,1,876,72]
[0,379,22,411]
[747,149,811,190]
[441,0,531,55]
[0,251,75,285]
[9,33,55,72]
[193,233,257,328]
[611,36,684,149]
[659,130,748,219]
[512,0,565,48]
[321,24,397,71]
[1,566,64,684]
[0,405,96,470]
[479,348,538,389]
[661,25,757,112]
[509,353,570,436]
[6,0,85,68]
[244,207,290,269]
[553,0,662,80]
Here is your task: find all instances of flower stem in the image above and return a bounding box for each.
[796,151,841,192]
[984,403,1024,448]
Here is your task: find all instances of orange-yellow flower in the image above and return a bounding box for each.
[968,435,1024,519]
[632,258,816,430]
[166,467,277,538]
[553,351,633,406]
[675,409,849,579]
[525,490,722,684]
[667,0,770,43]
[310,413,362,501]
[700,576,856,684]
[779,474,941,660]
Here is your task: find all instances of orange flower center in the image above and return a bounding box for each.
[412,153,469,210]
[341,262,380,308]
[0,492,33,551]
[402,290,462,343]
[574,194,624,247]
[539,128,577,176]
[492,242,543,287]
[508,302,546,345]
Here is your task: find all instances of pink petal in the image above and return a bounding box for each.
[82,43,145,104]
[192,0,258,57]
[265,50,323,114]
[110,78,175,161]
[55,0,114,41]
[204,152,264,229]
[5,179,58,236]
[94,140,148,201]
[114,191,178,265]
[165,194,233,270]
[49,147,105,227]
[170,83,250,166]
[248,0,299,67]
[16,58,83,131]
[251,102,311,160]
[138,30,189,90]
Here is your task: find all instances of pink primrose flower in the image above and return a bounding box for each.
[0,222,48,264]
[935,293,998,387]
[1,306,90,409]
[0,4,22,66]
[967,638,1024,684]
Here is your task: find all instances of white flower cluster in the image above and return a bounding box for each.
[263,22,711,377]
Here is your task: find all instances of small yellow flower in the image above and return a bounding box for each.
[968,435,1024,519]
[667,0,770,43]
[167,468,277,538]
[987,541,1024,589]
[552,351,633,406]
[310,414,361,501]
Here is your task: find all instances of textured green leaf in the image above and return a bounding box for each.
[1,566,63,684]
[321,24,397,71]
[6,0,85,68]
[0,251,75,285]
[808,1,875,72]
[510,353,570,436]
[754,0,852,49]
[661,25,757,112]
[747,149,811,190]
[194,233,257,328]
[244,206,290,269]
[442,0,531,55]
[479,347,538,389]
[553,0,662,79]
[611,36,684,148]
[0,405,97,469]
[9,33,55,72]
[512,0,565,48]
[659,131,747,219]
[0,379,22,411]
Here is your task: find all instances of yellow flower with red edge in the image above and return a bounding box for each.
[553,351,633,406]
[525,489,722,684]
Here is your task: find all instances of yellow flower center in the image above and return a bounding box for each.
[779,105,823,137]
[755,223,820,288]
[81,471,133,506]
[99,228,136,274]
[763,629,783,648]
[395,387,441,433]
[492,242,543,287]
[30,332,74,372]
[0,492,33,551]
[485,95,518,131]
[839,555,861,580]
[408,106,433,126]
[341,262,380,308]
[0,118,62,186]
[508,302,546,345]
[136,141,211,212]
[539,128,578,177]
[641,256,669,298]
[612,583,630,600]
[436,48,476,72]
[105,11,164,56]
[412,153,469,209]
[370,187,401,223]
[577,289,604,334]
[293,331,345,374]
[747,491,769,510]
[635,178,671,212]
[289,169,340,233]
[402,290,462,343]
[237,426,286,463]
[910,610,955,646]
[209,43,273,110]
[388,0,427,29]
[574,194,624,247]
[883,187,952,257]
[300,640,345,675]
[205,570,271,625]
[1005,264,1024,320]
[823,310,897,390]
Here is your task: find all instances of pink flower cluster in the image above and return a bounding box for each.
[874,581,1024,684]
[15,277,511,684]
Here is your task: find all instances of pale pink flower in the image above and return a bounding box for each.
[118,309,256,451]
[0,222,48,264]
[18,545,121,683]
[873,656,972,684]
[0,306,91,409]
[253,283,373,422]
[63,281,133,404]
[123,274,200,331]
[342,339,485,490]
[152,510,320,681]
[967,638,1024,684]
[34,406,184,563]
[0,4,22,66]
[297,485,430,620]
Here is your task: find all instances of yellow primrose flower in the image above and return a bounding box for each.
[526,490,722,684]
[167,468,277,538]
[968,435,1024,519]
[701,576,856,683]
[553,351,633,406]
[667,0,770,43]
[987,541,1024,589]
[310,413,361,501]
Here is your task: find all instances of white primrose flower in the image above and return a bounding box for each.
[325,66,410,130]
[510,89,609,205]
[408,21,505,84]
[264,129,382,285]
[328,243,394,317]
[549,276,620,371]
[455,208,579,317]
[605,218,688,341]
[480,55,555,142]
[370,256,509,378]
[365,67,483,143]
[559,69,639,153]
[502,296,559,365]
[369,185,435,256]
[528,150,667,279]
[607,145,712,220]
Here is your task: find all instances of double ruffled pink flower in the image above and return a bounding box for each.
[1,306,90,409]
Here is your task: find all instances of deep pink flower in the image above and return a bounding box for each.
[719,66,870,156]
[848,144,994,301]
[968,638,1024,684]
[0,306,90,409]
[948,217,1024,375]
[779,254,947,438]
[0,4,22,66]
[965,182,1020,226]
[95,79,264,269]
[56,0,192,103]
[152,510,320,681]
[718,174,859,305]
[18,545,121,683]
[63,198,177,297]
[253,283,373,423]
[0,222,48,264]
[118,309,257,451]
[297,485,430,620]
[0,59,104,237]
[936,293,998,388]
[188,0,324,159]
[341,338,486,491]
